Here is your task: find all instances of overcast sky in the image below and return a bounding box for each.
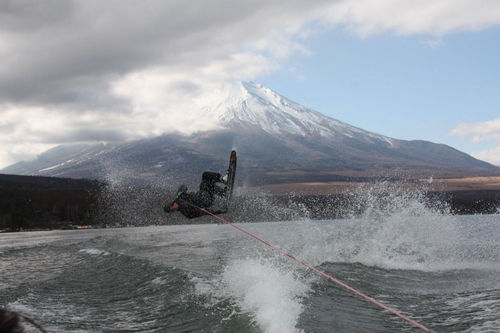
[1,0,500,168]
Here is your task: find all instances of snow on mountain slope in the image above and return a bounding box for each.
[212,81,394,146]
[1,143,117,177]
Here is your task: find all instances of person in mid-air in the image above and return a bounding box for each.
[164,171,228,219]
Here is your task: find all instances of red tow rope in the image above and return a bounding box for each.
[197,207,432,332]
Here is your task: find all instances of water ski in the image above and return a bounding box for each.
[223,150,237,209]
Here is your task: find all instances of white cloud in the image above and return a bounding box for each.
[110,52,277,135]
[319,0,500,37]
[2,0,500,168]
[451,118,500,166]
[450,118,500,142]
[422,38,444,48]
[472,147,500,166]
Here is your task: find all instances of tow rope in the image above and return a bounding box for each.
[197,207,432,332]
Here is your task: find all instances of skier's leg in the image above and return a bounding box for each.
[204,171,222,181]
[199,171,225,200]
[199,172,221,190]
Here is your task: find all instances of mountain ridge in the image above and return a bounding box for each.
[2,82,498,186]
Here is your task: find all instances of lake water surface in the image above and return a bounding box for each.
[1,208,499,332]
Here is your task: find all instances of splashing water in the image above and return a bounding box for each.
[221,258,309,333]
[259,181,497,272]
[346,182,460,271]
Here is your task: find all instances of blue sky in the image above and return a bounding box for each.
[1,1,500,168]
[259,26,500,157]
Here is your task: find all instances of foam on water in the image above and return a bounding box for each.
[193,256,310,333]
[78,248,110,256]
[221,258,308,333]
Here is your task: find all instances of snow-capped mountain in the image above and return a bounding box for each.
[2,82,498,185]
[211,81,393,144]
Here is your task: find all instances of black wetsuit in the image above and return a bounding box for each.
[174,172,226,219]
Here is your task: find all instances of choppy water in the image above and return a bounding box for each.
[1,208,499,332]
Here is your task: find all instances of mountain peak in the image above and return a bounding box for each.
[206,81,392,145]
[240,81,301,110]
[215,81,314,134]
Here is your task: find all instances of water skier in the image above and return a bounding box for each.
[164,171,229,218]
[164,151,237,219]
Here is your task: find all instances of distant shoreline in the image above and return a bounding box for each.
[245,176,500,195]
